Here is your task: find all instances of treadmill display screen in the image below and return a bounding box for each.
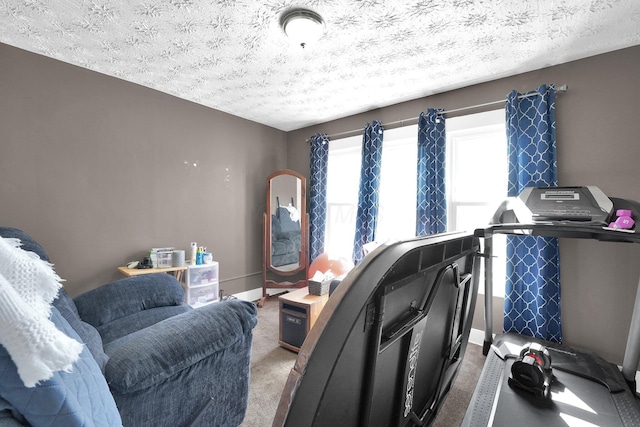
[519,186,613,224]
[540,190,580,201]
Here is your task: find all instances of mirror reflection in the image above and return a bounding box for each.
[261,169,308,306]
[270,174,302,271]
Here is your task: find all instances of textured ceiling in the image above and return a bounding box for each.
[2,0,640,131]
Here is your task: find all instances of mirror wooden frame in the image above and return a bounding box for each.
[260,169,308,307]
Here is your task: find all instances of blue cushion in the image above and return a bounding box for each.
[98,305,191,345]
[272,239,296,256]
[275,207,300,233]
[74,274,185,328]
[0,308,122,427]
[0,396,24,425]
[272,214,282,235]
[73,273,188,345]
[105,300,257,394]
[53,290,109,372]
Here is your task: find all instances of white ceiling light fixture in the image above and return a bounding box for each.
[280,8,325,48]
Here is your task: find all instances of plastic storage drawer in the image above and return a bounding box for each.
[186,281,219,308]
[185,262,220,307]
[186,262,219,286]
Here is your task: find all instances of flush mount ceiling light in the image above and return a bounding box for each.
[280,8,325,48]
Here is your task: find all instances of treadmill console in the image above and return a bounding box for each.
[519,186,613,224]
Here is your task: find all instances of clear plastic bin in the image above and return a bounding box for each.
[186,262,219,286]
[186,281,219,308]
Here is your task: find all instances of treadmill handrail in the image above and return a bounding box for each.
[479,222,640,244]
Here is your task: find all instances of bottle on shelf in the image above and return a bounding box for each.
[190,242,198,265]
[196,246,203,265]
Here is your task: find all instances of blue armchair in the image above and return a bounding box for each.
[0,227,257,427]
[271,206,302,268]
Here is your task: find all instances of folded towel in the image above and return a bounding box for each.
[0,237,82,387]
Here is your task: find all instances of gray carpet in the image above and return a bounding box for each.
[240,295,485,427]
[241,296,298,427]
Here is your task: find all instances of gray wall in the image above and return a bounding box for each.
[0,42,287,296]
[286,46,640,365]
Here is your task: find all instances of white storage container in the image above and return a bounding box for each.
[156,251,173,268]
[186,281,219,308]
[186,262,219,286]
[185,262,220,307]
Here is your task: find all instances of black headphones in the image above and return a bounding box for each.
[508,342,554,399]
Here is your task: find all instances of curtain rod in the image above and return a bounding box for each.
[311,84,568,142]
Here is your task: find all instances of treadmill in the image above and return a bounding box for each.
[273,231,481,427]
[462,187,640,426]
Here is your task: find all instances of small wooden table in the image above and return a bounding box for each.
[117,265,188,282]
[278,287,329,353]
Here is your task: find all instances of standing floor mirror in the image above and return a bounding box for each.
[260,169,308,307]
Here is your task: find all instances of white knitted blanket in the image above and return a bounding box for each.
[0,237,82,387]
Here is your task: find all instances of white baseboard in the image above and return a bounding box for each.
[232,288,261,302]
[469,328,490,347]
[232,287,290,302]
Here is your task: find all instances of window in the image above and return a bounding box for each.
[324,126,417,260]
[324,136,360,259]
[446,109,507,231]
[446,109,507,296]
[324,110,508,299]
[374,126,417,244]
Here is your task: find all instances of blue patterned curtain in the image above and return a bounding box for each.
[504,84,562,342]
[352,121,384,264]
[416,109,447,236]
[309,133,330,263]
